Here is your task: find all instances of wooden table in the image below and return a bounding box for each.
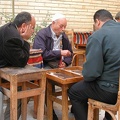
[0,65,46,120]
[46,66,83,120]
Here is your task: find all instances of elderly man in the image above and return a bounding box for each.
[33,13,73,120]
[0,11,36,120]
[33,13,73,69]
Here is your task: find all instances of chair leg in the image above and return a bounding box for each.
[106,111,117,120]
[118,108,120,120]
[88,103,94,120]
[33,96,38,119]
[94,109,99,120]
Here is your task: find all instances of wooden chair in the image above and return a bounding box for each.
[65,30,86,66]
[88,70,120,120]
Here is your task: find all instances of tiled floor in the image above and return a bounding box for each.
[24,101,117,120]
[19,100,105,120]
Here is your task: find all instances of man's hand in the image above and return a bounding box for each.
[20,24,34,40]
[61,50,71,56]
[58,61,66,68]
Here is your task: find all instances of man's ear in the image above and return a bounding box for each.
[21,23,26,33]
[96,19,100,26]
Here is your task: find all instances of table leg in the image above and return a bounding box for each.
[33,96,38,119]
[21,82,27,120]
[10,78,17,120]
[37,72,46,120]
[33,80,39,119]
[62,85,69,120]
[47,80,53,120]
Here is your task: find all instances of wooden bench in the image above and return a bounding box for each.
[0,65,46,120]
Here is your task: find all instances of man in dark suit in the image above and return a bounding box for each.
[0,11,36,120]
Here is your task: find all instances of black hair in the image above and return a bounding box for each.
[115,12,120,20]
[93,9,113,22]
[13,11,31,27]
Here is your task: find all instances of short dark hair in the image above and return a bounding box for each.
[13,12,31,27]
[115,12,120,20]
[93,9,113,22]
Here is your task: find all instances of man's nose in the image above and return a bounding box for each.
[62,26,65,31]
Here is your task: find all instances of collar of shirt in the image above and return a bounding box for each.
[50,27,62,50]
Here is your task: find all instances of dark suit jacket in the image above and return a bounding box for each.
[0,23,30,68]
[0,23,30,93]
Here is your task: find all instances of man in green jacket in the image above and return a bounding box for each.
[68,9,120,120]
